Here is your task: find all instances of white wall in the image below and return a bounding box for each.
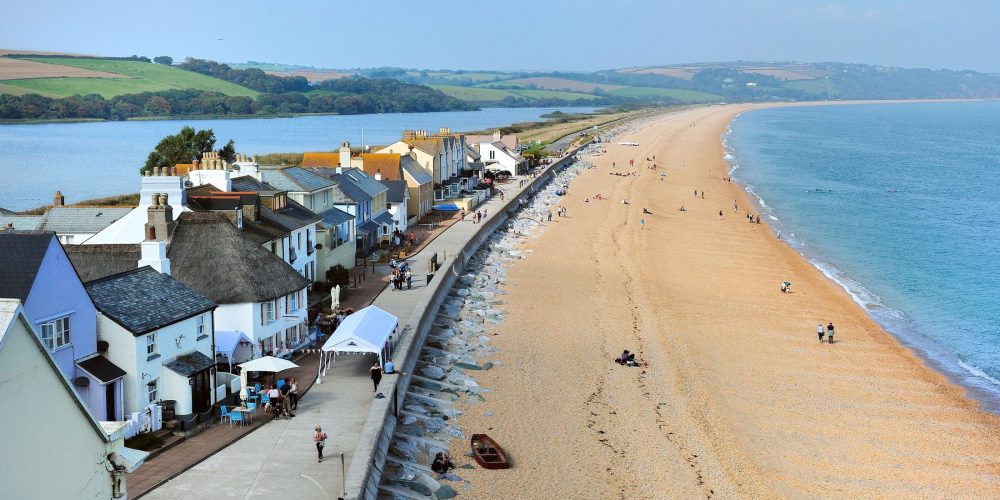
[98,312,214,416]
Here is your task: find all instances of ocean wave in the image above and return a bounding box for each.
[958,360,1000,388]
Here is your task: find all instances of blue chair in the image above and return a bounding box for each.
[229,410,244,428]
[254,383,261,394]
[220,405,230,424]
[246,402,257,423]
[277,379,286,389]
[260,394,270,406]
[245,391,259,405]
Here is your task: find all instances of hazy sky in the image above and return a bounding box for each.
[4,0,998,72]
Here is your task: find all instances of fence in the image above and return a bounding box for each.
[122,403,163,440]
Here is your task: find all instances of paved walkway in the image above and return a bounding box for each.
[130,353,322,497]
[143,167,557,498]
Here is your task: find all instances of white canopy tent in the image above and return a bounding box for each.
[317,305,398,383]
[215,330,254,371]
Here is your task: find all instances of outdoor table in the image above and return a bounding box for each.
[231,406,254,425]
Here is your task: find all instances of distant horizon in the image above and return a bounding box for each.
[4,0,1000,73]
[4,47,996,76]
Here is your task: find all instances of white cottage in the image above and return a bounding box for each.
[86,266,217,418]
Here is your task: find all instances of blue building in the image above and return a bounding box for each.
[0,231,126,420]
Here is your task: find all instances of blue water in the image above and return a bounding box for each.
[0,107,597,210]
[727,102,1000,412]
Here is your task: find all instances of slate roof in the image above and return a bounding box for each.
[465,144,481,160]
[0,215,44,231]
[0,231,55,302]
[301,169,359,205]
[168,211,309,304]
[85,266,216,336]
[318,207,354,227]
[0,208,16,216]
[340,168,388,198]
[360,154,401,181]
[65,244,142,283]
[259,167,335,193]
[77,355,127,383]
[38,207,132,233]
[374,211,395,226]
[409,140,442,156]
[381,180,408,203]
[163,351,215,377]
[327,173,372,203]
[400,156,433,185]
[356,220,380,235]
[229,176,280,193]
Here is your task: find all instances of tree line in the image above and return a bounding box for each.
[0,79,475,121]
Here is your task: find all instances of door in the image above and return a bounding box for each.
[105,382,116,421]
[191,370,211,413]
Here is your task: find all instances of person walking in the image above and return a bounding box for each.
[817,323,825,343]
[827,322,836,344]
[547,211,552,222]
[289,377,299,410]
[370,361,383,392]
[314,426,327,463]
[405,269,412,289]
[461,209,466,221]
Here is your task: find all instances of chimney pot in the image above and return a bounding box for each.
[5,223,12,230]
[53,190,65,206]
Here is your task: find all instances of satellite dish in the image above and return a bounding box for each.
[74,376,90,387]
[184,180,194,187]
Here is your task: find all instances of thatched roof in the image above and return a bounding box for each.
[168,211,309,304]
[65,244,141,283]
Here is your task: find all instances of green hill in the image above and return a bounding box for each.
[428,84,598,102]
[605,87,720,102]
[2,58,258,98]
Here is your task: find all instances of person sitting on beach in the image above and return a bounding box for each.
[643,208,652,214]
[431,452,455,474]
[616,350,630,364]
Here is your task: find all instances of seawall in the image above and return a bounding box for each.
[344,145,590,499]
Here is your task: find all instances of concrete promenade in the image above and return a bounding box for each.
[145,149,585,499]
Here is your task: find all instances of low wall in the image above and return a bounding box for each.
[344,143,591,499]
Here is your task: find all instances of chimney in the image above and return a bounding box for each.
[339,142,351,170]
[144,193,174,242]
[139,194,172,275]
[192,159,201,170]
[439,127,450,135]
[5,223,12,230]
[53,190,65,206]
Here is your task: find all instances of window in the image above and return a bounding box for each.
[489,150,495,160]
[297,232,302,249]
[291,291,298,311]
[147,380,158,403]
[236,207,243,229]
[40,316,71,351]
[323,190,329,205]
[146,332,157,357]
[265,300,276,322]
[196,315,206,339]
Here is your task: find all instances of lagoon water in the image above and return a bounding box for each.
[0,107,596,210]
[728,101,1000,410]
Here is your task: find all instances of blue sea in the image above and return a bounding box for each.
[727,101,1000,412]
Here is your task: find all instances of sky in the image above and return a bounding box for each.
[4,0,999,73]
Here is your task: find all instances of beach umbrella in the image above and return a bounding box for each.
[238,356,299,398]
[783,281,792,286]
[239,356,299,373]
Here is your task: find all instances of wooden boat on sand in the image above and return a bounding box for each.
[470,433,509,469]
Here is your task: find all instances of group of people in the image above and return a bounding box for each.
[388,258,412,290]
[614,349,648,367]
[252,378,297,420]
[746,213,761,224]
[694,189,705,199]
[609,171,639,177]
[462,208,488,224]
[817,322,836,343]
[555,206,567,217]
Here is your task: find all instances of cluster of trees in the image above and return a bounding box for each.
[180,58,310,93]
[142,126,234,174]
[0,78,474,120]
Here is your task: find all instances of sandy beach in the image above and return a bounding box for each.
[454,104,1000,498]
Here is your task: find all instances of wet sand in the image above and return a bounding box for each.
[455,104,1000,498]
